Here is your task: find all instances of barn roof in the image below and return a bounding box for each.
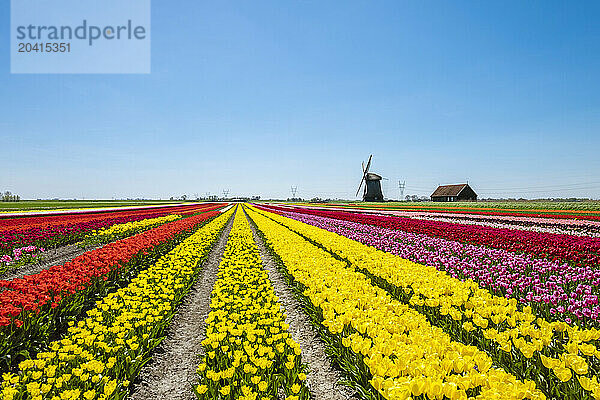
[431,183,470,197]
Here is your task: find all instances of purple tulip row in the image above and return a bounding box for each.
[280,210,600,327]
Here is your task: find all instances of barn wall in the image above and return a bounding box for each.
[458,186,477,201]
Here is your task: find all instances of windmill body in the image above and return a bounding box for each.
[364,173,383,201]
[356,155,384,202]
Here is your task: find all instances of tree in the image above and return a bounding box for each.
[1,191,20,202]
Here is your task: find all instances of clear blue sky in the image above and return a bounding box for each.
[1,1,599,200]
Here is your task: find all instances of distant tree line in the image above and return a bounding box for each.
[405,195,429,201]
[2,191,20,202]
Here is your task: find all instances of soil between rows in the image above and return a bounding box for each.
[129,211,236,400]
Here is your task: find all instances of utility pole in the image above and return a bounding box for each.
[291,186,298,199]
[223,189,229,199]
[399,180,406,200]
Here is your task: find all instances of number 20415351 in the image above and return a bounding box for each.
[18,42,71,53]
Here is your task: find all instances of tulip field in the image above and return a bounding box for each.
[0,204,220,274]
[0,202,599,400]
[299,201,600,221]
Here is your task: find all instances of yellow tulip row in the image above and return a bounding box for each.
[195,209,309,400]
[245,206,545,400]
[83,214,182,245]
[250,207,600,399]
[0,208,234,400]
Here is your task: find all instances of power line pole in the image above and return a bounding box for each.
[291,186,298,198]
[223,189,229,199]
[399,180,406,200]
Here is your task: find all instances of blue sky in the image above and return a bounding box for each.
[1,1,599,200]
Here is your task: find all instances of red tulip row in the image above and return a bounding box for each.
[0,203,214,231]
[0,208,222,371]
[0,204,221,256]
[259,205,600,269]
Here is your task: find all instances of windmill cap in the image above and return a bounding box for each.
[366,172,382,180]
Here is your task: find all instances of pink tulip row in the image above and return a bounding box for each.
[413,214,600,238]
[278,209,600,327]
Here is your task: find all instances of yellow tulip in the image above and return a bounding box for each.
[552,366,572,383]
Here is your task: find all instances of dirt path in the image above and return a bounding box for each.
[0,242,103,281]
[129,211,235,400]
[244,210,358,400]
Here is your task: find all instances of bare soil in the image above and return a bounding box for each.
[129,212,235,400]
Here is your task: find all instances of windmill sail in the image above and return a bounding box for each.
[357,154,384,201]
[364,155,372,175]
[356,155,373,197]
[356,175,366,197]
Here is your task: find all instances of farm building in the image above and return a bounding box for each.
[430,183,477,202]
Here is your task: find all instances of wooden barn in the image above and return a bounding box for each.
[430,183,477,202]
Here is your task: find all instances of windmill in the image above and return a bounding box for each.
[356,155,384,202]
